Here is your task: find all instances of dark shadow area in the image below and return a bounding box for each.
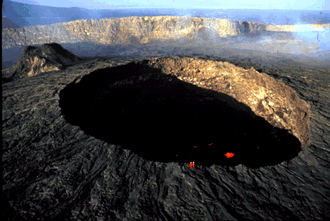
[195,27,222,41]
[59,60,301,168]
[242,21,250,33]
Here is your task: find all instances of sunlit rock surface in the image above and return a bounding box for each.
[1,16,267,48]
[2,43,83,79]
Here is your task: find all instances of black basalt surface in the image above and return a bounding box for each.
[2,54,330,220]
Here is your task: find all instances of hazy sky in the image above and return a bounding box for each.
[9,0,330,10]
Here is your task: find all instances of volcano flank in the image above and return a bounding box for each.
[2,42,330,220]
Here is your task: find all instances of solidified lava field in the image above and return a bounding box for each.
[2,53,330,220]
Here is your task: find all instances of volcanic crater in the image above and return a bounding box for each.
[59,56,309,168]
[3,41,329,220]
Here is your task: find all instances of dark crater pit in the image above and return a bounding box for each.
[59,60,301,168]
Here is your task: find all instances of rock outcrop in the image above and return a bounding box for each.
[2,43,83,80]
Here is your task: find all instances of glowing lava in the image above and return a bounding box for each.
[225,152,235,158]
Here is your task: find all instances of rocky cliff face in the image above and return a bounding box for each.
[1,16,268,69]
[3,16,330,70]
[1,16,267,49]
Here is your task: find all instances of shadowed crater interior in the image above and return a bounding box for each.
[59,57,303,168]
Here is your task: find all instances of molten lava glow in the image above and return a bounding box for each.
[225,152,235,158]
[188,144,234,168]
[190,162,195,168]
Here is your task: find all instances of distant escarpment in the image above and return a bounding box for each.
[3,16,330,70]
[2,16,20,29]
[1,16,267,49]
[3,16,329,50]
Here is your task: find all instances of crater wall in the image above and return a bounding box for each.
[2,16,267,49]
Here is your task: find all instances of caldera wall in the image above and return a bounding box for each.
[3,16,330,70]
[2,16,267,49]
[146,56,311,148]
